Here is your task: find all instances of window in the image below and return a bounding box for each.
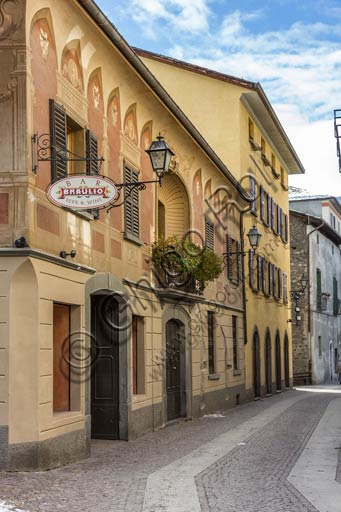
[270,197,275,230]
[232,316,238,371]
[249,250,256,289]
[268,263,274,296]
[283,214,288,243]
[333,277,339,316]
[132,316,145,395]
[316,268,322,311]
[249,176,257,214]
[283,272,288,303]
[257,255,263,291]
[226,235,241,283]
[262,259,267,294]
[260,186,265,222]
[318,336,322,357]
[278,269,282,299]
[207,311,215,374]
[53,303,71,412]
[205,218,214,250]
[273,265,277,298]
[124,166,140,240]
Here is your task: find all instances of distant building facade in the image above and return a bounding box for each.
[290,197,341,385]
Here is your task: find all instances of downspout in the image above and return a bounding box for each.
[306,216,325,384]
[240,213,248,345]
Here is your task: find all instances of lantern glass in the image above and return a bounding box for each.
[247,225,261,250]
[146,134,174,179]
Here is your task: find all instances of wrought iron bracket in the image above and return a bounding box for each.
[31,133,104,174]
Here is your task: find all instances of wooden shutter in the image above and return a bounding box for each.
[284,214,288,243]
[249,250,255,289]
[236,240,242,284]
[50,99,67,180]
[226,235,233,280]
[86,130,99,175]
[273,265,277,297]
[278,269,282,299]
[257,255,262,291]
[125,167,140,239]
[279,209,284,238]
[205,219,214,250]
[267,195,272,227]
[262,259,267,293]
[271,198,275,230]
[283,273,288,303]
[269,263,273,295]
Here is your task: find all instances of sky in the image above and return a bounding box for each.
[96,0,341,196]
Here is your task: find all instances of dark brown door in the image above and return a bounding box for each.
[91,295,119,439]
[265,332,272,395]
[253,331,261,398]
[53,303,70,412]
[166,319,186,421]
[276,334,282,391]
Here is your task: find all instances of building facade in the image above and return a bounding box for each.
[136,50,305,398]
[290,197,341,385]
[0,0,250,471]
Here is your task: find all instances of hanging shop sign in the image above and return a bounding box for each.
[46,175,119,210]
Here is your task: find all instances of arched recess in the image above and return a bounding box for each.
[204,179,212,200]
[123,103,138,145]
[265,329,272,395]
[284,332,290,388]
[85,273,131,441]
[253,327,261,398]
[275,331,282,391]
[61,40,84,93]
[157,172,190,239]
[107,88,121,132]
[192,170,203,234]
[162,306,192,423]
[9,260,39,443]
[87,67,104,115]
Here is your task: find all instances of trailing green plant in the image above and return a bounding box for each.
[152,235,223,291]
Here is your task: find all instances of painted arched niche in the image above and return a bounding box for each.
[123,104,138,145]
[192,170,203,234]
[61,40,84,93]
[157,173,190,239]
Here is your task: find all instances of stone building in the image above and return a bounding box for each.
[135,49,305,398]
[290,196,341,385]
[0,0,250,470]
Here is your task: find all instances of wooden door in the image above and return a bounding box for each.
[166,320,186,421]
[91,295,119,439]
[53,303,70,412]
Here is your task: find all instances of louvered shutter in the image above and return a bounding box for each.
[226,235,233,279]
[249,250,255,288]
[271,198,275,229]
[273,265,277,297]
[205,219,214,250]
[283,273,288,302]
[237,241,242,284]
[279,208,284,238]
[269,263,273,295]
[50,99,67,180]
[257,255,262,291]
[267,194,271,226]
[125,167,140,239]
[260,186,265,221]
[262,259,267,293]
[278,269,282,299]
[284,214,288,243]
[86,130,99,175]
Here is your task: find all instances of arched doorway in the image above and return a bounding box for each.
[265,330,272,395]
[253,329,261,398]
[166,319,187,421]
[284,333,290,388]
[275,332,281,391]
[91,293,120,439]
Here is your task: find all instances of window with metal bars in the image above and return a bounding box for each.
[124,166,140,241]
[207,311,215,374]
[205,218,214,250]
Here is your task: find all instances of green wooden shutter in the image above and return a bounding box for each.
[86,130,99,175]
[49,99,67,180]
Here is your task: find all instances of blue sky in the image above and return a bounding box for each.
[97,0,341,194]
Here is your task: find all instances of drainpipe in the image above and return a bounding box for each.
[306,216,324,384]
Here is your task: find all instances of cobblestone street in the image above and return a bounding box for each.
[0,388,340,512]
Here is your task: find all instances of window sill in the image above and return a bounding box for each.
[233,369,242,376]
[124,232,145,246]
[208,373,220,381]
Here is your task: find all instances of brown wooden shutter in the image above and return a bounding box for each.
[269,263,273,295]
[257,255,262,291]
[278,269,283,299]
[262,259,267,293]
[249,250,255,288]
[271,198,275,230]
[205,219,214,250]
[283,272,288,302]
[86,130,99,175]
[273,265,277,297]
[284,214,288,243]
[267,194,271,226]
[236,240,242,284]
[226,235,233,279]
[50,99,67,180]
[125,167,140,239]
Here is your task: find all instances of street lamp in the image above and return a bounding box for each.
[247,225,262,251]
[145,133,175,184]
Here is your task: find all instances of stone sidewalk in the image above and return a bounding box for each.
[0,388,340,512]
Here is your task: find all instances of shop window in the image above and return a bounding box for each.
[124,165,140,241]
[205,218,214,250]
[53,303,71,413]
[132,316,145,395]
[232,316,238,371]
[207,311,215,374]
